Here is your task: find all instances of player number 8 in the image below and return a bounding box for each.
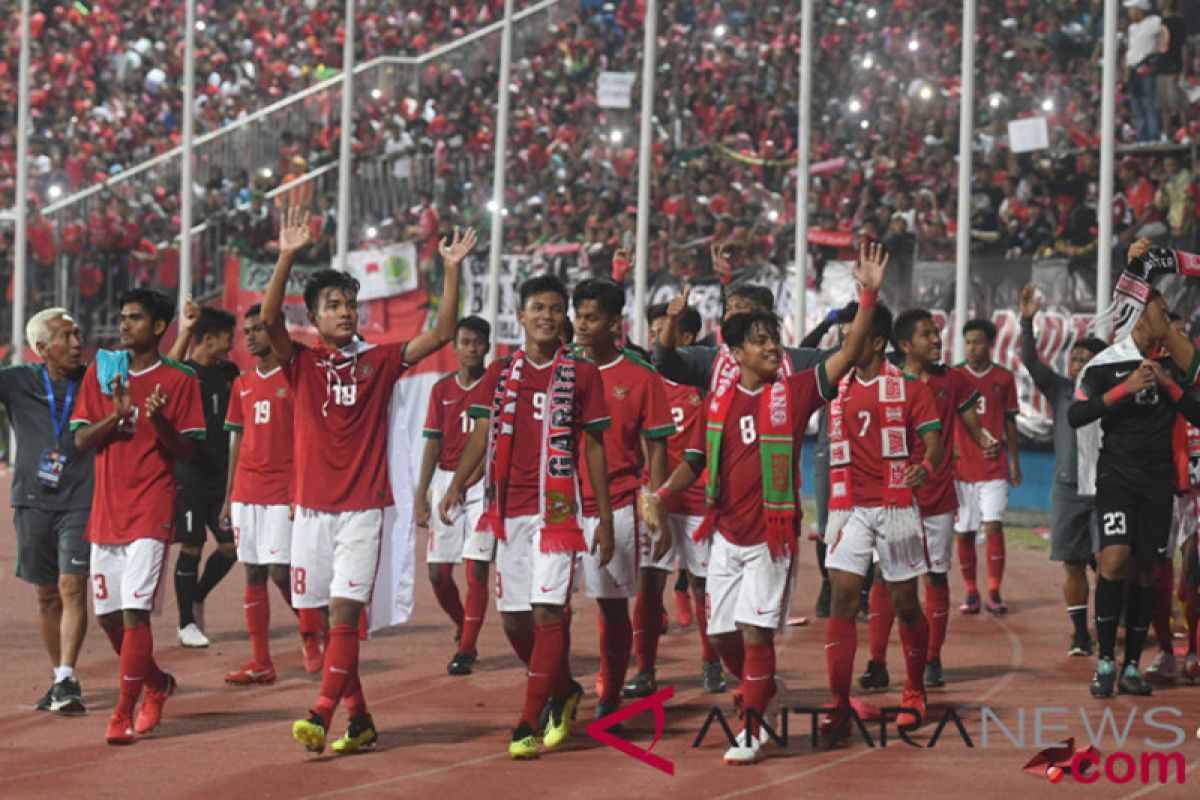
[739,415,756,444]
[1102,511,1126,537]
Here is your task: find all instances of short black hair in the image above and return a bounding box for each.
[195,307,236,342]
[647,301,702,339]
[870,304,894,343]
[245,303,263,319]
[962,318,997,342]
[725,284,775,313]
[722,311,781,349]
[519,274,568,309]
[1073,337,1107,356]
[893,308,933,347]
[573,277,625,318]
[456,315,491,342]
[119,288,175,327]
[303,269,360,313]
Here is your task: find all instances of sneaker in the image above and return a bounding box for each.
[985,593,1009,615]
[177,623,210,649]
[702,659,727,693]
[542,679,583,749]
[301,633,324,674]
[509,722,539,760]
[814,579,831,619]
[594,699,622,730]
[924,658,945,689]
[1119,664,1153,696]
[896,689,926,728]
[1182,654,1200,684]
[106,711,136,746]
[447,651,477,676]
[622,671,657,699]
[857,660,890,692]
[34,682,54,712]
[818,703,852,750]
[1145,651,1178,683]
[723,727,764,765]
[454,627,462,646]
[1090,657,1117,698]
[1068,633,1094,657]
[959,593,981,615]
[224,661,277,686]
[674,590,694,627]
[331,714,378,754]
[135,672,176,734]
[293,711,327,753]
[50,677,86,714]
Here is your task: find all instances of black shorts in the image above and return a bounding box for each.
[174,494,234,546]
[15,507,90,584]
[1094,475,1173,562]
[1050,482,1097,562]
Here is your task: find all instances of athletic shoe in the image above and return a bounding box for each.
[301,633,324,674]
[674,590,693,627]
[224,661,278,686]
[896,690,926,728]
[1182,654,1200,684]
[34,682,54,711]
[959,593,981,615]
[924,658,945,688]
[106,711,135,746]
[1090,657,1117,698]
[702,660,727,693]
[857,660,890,692]
[1068,633,1095,657]
[50,677,86,714]
[1145,651,1178,683]
[542,679,583,749]
[623,671,657,699]
[818,703,852,750]
[509,722,539,760]
[723,728,764,765]
[293,712,327,754]
[985,593,1009,615]
[331,714,378,754]
[594,699,622,731]
[135,671,176,734]
[814,579,831,619]
[1119,664,1153,696]
[177,623,210,648]
[454,627,462,645]
[447,651,477,676]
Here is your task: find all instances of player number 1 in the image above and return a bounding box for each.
[460,410,473,434]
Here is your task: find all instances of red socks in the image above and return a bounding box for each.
[695,592,717,662]
[519,622,565,729]
[633,591,664,674]
[868,579,894,665]
[925,582,950,661]
[985,530,1005,595]
[598,613,633,705]
[104,623,125,656]
[458,562,489,657]
[342,670,369,719]
[742,642,776,736]
[506,626,535,666]
[716,634,745,681]
[314,623,359,728]
[957,534,979,596]
[1151,562,1174,651]
[244,584,272,667]
[431,563,464,629]
[898,617,930,694]
[298,607,324,636]
[116,624,163,717]
[825,617,857,707]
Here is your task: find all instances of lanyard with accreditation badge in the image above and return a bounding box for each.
[37,367,75,489]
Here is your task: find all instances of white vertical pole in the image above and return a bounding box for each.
[632,0,657,347]
[952,0,976,363]
[12,0,31,368]
[486,0,515,356]
[1096,0,1118,338]
[178,0,196,310]
[335,0,356,269]
[793,0,813,345]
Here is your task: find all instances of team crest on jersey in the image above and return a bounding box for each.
[276,387,288,398]
[689,392,701,405]
[613,385,629,399]
[545,491,575,523]
[936,389,948,400]
[358,363,374,378]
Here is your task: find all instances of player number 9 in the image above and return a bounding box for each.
[532,392,547,421]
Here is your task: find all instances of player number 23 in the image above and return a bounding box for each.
[1102,511,1127,538]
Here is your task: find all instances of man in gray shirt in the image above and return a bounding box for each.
[1,308,96,714]
[1019,284,1106,657]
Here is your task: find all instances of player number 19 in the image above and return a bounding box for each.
[254,400,271,424]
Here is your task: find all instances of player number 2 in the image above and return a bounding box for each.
[292,566,307,595]
[739,415,756,444]
[532,392,547,421]
[1102,512,1127,538]
[254,400,271,424]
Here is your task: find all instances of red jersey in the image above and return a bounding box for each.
[70,358,205,545]
[577,354,675,515]
[225,365,294,506]
[907,365,979,517]
[952,362,1017,482]
[284,341,408,512]
[469,353,610,518]
[662,377,707,516]
[840,372,941,508]
[687,367,833,547]
[422,372,484,472]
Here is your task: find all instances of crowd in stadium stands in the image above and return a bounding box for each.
[2,0,1200,326]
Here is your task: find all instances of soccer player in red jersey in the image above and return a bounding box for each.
[820,297,944,748]
[440,274,613,760]
[220,304,324,684]
[859,309,999,694]
[646,244,887,765]
[263,207,475,755]
[571,278,675,720]
[414,316,492,675]
[953,319,1021,615]
[71,289,206,745]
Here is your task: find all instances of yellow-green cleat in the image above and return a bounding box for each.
[293,713,327,754]
[542,680,583,749]
[509,722,539,760]
[331,715,378,754]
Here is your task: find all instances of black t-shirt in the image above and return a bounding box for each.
[1160,16,1186,74]
[175,359,240,496]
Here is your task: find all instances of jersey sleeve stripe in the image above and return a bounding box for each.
[957,390,982,413]
[223,422,244,433]
[182,428,207,440]
[683,449,705,466]
[642,423,676,440]
[468,404,492,419]
[1186,349,1200,386]
[816,360,835,401]
[422,428,443,439]
[916,419,942,435]
[583,416,611,432]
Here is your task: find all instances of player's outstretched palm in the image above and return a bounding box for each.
[853,241,889,292]
[111,378,131,418]
[279,204,312,256]
[180,294,201,331]
[1128,237,1151,264]
[145,384,168,421]
[438,226,478,266]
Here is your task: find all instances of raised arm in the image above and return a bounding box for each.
[820,242,888,385]
[404,227,477,365]
[652,285,718,388]
[260,205,311,364]
[168,295,200,363]
[1018,284,1067,401]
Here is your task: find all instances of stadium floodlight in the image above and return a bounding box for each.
[768,209,780,222]
[714,24,728,40]
[919,85,933,101]
[861,55,874,69]
[260,167,273,180]
[46,184,62,200]
[988,93,1003,108]
[365,226,378,239]
[609,129,623,144]
[371,88,382,100]
[860,119,870,129]
[196,21,206,32]
[1041,98,1055,112]
[908,39,919,52]
[866,8,877,20]
[848,99,862,114]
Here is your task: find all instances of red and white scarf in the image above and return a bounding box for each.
[476,346,586,553]
[709,342,794,395]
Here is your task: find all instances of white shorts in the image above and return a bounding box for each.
[827,506,928,583]
[706,532,794,636]
[582,502,639,600]
[290,507,383,608]
[923,513,955,575]
[641,513,711,578]
[1170,494,1199,554]
[90,538,168,616]
[954,479,1009,532]
[495,514,576,612]
[426,468,490,564]
[233,502,292,565]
